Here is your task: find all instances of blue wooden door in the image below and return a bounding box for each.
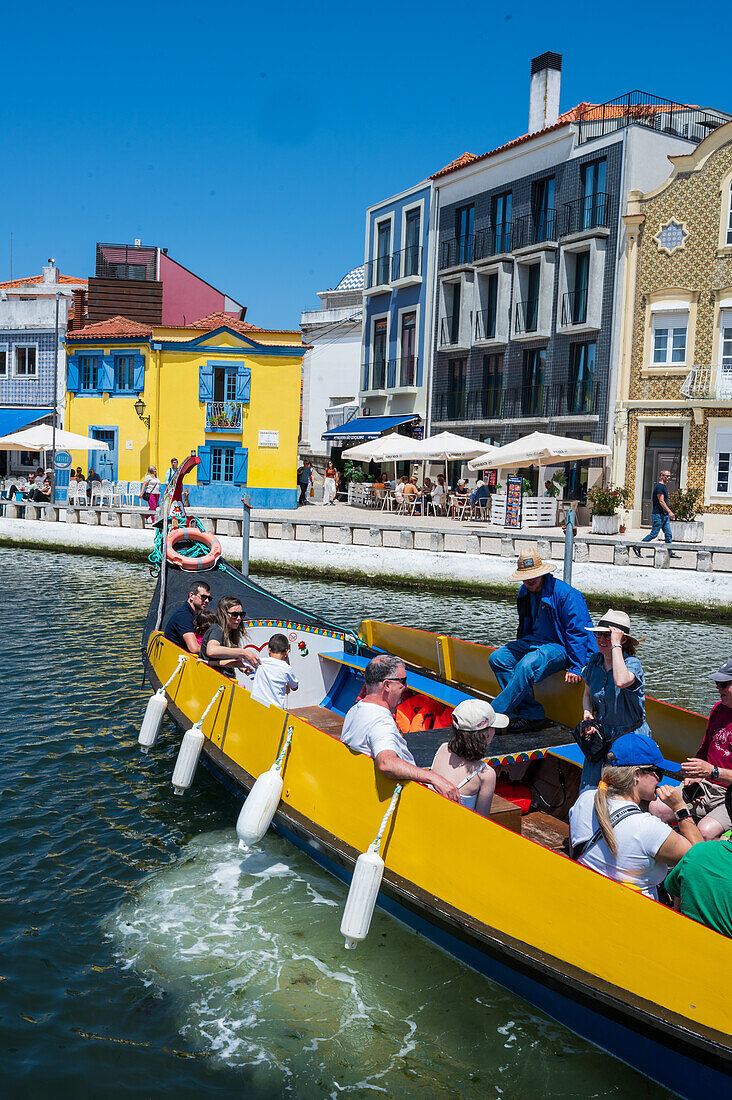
[90,427,118,480]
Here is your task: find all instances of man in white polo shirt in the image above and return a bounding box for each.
[341,654,460,802]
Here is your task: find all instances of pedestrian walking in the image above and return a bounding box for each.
[633,469,680,559]
[297,459,313,506]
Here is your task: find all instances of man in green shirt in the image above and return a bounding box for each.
[665,838,732,938]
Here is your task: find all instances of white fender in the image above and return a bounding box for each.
[171,726,205,795]
[340,849,385,949]
[138,692,168,754]
[236,766,283,850]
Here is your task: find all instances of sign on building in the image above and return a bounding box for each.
[258,430,280,448]
[54,450,73,469]
[505,475,522,528]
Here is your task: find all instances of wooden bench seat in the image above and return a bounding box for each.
[522,811,570,853]
[291,705,345,738]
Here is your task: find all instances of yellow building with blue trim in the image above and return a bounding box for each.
[63,311,306,509]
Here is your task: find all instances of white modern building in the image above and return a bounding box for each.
[299,266,364,458]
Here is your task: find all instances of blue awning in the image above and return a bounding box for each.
[0,407,53,438]
[322,414,418,441]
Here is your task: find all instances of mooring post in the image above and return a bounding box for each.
[241,492,251,576]
[563,507,575,585]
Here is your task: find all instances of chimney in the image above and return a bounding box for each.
[529,52,562,133]
[43,258,59,284]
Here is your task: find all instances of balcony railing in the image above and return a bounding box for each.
[562,289,588,326]
[206,401,243,432]
[575,92,728,146]
[365,256,391,289]
[514,298,539,334]
[562,193,611,236]
[438,234,474,269]
[96,242,157,281]
[475,308,497,341]
[386,355,418,388]
[437,382,598,423]
[474,223,512,261]
[366,357,387,390]
[466,387,502,419]
[511,209,558,249]
[439,314,463,346]
[681,364,732,401]
[433,392,468,421]
[391,246,422,281]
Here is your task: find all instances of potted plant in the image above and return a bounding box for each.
[587,485,631,535]
[669,487,704,543]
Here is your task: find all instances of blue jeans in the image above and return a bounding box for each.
[641,513,672,544]
[489,639,568,721]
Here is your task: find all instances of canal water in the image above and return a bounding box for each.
[2,549,728,1099]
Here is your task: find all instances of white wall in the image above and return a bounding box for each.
[300,311,362,456]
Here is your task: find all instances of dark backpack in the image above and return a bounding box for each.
[572,718,616,764]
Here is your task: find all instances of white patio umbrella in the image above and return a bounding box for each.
[0,424,110,452]
[467,430,611,501]
[341,434,417,462]
[410,431,495,462]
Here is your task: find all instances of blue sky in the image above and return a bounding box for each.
[1,0,727,327]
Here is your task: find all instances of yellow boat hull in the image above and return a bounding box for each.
[145,630,730,1096]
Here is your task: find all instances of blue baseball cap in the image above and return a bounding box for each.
[607,734,680,777]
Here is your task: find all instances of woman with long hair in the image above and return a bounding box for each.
[141,465,161,524]
[579,608,651,792]
[568,734,702,900]
[430,699,509,816]
[322,461,339,506]
[200,596,261,679]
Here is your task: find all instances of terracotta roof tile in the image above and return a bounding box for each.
[65,316,152,340]
[0,273,87,289]
[188,311,258,333]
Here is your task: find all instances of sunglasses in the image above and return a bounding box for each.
[198,594,211,602]
[384,676,408,685]
[639,766,664,782]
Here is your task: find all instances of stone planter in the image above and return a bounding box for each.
[670,520,704,543]
[591,513,620,535]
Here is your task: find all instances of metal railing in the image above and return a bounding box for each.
[206,401,243,432]
[368,358,387,390]
[475,307,497,341]
[511,209,557,249]
[562,289,588,326]
[466,387,502,419]
[514,298,539,334]
[575,92,728,146]
[365,256,392,289]
[386,355,418,388]
[439,314,464,346]
[438,234,474,269]
[391,245,422,280]
[473,223,512,261]
[96,242,156,281]
[681,364,732,401]
[562,193,611,235]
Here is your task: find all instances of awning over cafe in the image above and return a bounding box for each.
[322,414,419,441]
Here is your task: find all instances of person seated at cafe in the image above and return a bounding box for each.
[430,699,509,816]
[86,468,101,502]
[402,476,421,506]
[471,480,490,507]
[75,466,84,482]
[30,476,52,504]
[164,580,212,654]
[394,476,408,507]
[568,734,702,900]
[489,547,596,733]
[579,609,651,792]
[432,475,448,514]
[372,472,387,505]
[341,654,459,802]
[455,479,469,501]
[200,595,261,679]
[664,785,732,938]
[653,658,732,839]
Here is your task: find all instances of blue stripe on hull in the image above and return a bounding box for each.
[202,755,729,1100]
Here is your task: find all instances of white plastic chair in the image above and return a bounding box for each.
[125,481,142,506]
[66,479,81,505]
[112,481,127,506]
[90,481,104,505]
[98,479,114,506]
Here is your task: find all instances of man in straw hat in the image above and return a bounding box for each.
[488,546,597,733]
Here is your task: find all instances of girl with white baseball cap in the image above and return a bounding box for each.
[430,699,509,817]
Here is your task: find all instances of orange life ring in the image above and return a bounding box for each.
[166,527,222,571]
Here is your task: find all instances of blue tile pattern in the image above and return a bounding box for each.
[334,265,365,291]
[0,330,59,406]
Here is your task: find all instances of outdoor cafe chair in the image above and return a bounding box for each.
[66,479,85,506]
[125,481,142,506]
[111,481,127,507]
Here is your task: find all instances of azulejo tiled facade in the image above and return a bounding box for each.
[614,121,732,534]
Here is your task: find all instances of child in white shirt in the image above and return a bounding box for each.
[251,633,299,708]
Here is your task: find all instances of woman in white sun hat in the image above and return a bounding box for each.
[579,608,650,791]
[430,699,509,816]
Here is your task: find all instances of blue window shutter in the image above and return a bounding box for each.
[199,363,214,400]
[66,354,79,393]
[197,445,212,484]
[235,364,251,403]
[133,354,145,392]
[99,355,114,393]
[233,446,248,485]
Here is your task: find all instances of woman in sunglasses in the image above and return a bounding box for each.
[568,734,702,901]
[200,595,261,679]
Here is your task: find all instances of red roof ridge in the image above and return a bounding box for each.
[66,315,152,340]
[0,273,88,289]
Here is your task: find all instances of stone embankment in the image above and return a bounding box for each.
[1,515,731,618]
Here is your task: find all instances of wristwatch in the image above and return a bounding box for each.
[710,765,720,781]
[676,805,692,821]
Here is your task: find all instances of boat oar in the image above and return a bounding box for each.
[171,684,225,795]
[236,722,294,851]
[138,655,187,754]
[340,784,402,949]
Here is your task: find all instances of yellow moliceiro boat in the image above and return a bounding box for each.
[142,557,731,1098]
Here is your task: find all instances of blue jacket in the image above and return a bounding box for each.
[517,573,597,675]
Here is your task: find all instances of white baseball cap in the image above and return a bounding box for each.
[452,698,509,731]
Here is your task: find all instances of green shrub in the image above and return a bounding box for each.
[587,485,631,516]
[669,486,704,521]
